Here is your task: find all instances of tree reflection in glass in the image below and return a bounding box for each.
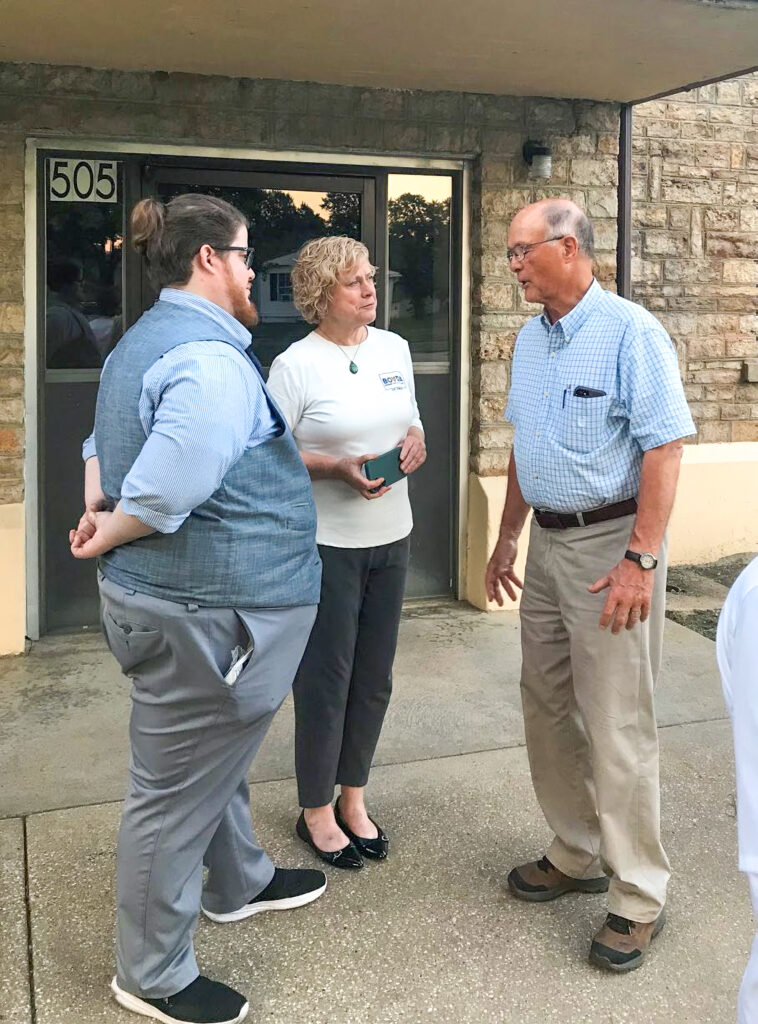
[156,183,362,366]
[388,175,452,363]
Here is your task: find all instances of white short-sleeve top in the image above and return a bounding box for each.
[716,556,758,875]
[267,326,423,548]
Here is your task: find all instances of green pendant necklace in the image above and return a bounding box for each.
[337,336,364,374]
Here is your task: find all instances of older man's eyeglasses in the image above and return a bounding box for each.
[506,235,565,264]
[208,246,255,268]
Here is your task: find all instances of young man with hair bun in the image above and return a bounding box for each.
[71,193,326,1024]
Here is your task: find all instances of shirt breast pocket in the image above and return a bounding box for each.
[558,394,614,454]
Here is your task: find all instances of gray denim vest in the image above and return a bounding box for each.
[94,299,321,608]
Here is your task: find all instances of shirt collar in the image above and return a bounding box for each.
[539,278,603,342]
[159,287,252,354]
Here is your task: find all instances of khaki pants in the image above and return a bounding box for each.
[519,513,670,922]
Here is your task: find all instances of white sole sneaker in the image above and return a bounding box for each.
[201,876,327,923]
[110,977,249,1024]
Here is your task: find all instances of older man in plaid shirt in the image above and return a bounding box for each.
[486,198,695,973]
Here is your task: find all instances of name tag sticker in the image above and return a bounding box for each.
[380,371,406,391]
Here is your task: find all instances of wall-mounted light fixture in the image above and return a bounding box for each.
[522,140,552,180]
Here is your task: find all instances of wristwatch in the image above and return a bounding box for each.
[625,549,658,570]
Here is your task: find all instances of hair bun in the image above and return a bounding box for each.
[131,197,165,256]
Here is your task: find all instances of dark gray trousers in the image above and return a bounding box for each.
[99,574,316,999]
[293,535,410,808]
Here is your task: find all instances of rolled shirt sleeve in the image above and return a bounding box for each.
[620,326,696,451]
[82,432,97,461]
[120,347,264,533]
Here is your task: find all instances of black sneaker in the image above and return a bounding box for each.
[110,974,248,1024]
[201,866,327,923]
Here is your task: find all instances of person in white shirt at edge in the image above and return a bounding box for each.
[717,557,758,1024]
[267,235,426,869]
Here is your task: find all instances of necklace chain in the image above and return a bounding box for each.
[317,327,367,374]
[335,336,364,374]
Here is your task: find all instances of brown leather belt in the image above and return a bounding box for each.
[533,498,637,530]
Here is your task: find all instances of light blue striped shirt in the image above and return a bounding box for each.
[83,288,279,533]
[505,279,696,513]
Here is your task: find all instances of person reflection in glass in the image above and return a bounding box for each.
[46,257,102,368]
[89,284,124,361]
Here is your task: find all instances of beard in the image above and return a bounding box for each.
[228,277,260,329]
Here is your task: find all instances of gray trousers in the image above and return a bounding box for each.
[99,574,316,999]
[519,514,670,922]
[293,536,410,808]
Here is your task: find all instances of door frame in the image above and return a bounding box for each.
[24,138,470,639]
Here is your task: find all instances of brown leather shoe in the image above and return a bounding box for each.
[507,855,609,902]
[589,911,666,973]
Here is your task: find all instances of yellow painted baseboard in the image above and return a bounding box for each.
[465,474,530,611]
[668,442,758,563]
[0,503,25,656]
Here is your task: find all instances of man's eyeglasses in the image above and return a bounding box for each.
[208,245,255,268]
[506,235,565,264]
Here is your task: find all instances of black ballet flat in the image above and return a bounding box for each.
[295,811,363,870]
[334,798,389,861]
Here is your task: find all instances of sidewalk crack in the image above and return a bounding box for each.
[22,817,38,1024]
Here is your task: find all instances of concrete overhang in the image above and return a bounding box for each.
[2,0,758,103]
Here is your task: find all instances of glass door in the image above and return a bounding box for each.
[387,173,456,599]
[144,165,375,366]
[37,154,459,635]
[147,166,457,601]
[39,152,127,632]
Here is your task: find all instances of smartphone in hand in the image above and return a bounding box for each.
[362,447,405,492]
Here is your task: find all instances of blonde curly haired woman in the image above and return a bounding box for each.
[267,236,426,870]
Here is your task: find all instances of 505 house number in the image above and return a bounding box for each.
[48,158,119,203]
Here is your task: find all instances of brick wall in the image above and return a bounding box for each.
[632,72,758,443]
[471,105,620,474]
[0,61,620,502]
[0,137,24,505]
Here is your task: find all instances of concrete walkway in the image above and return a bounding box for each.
[0,605,751,1023]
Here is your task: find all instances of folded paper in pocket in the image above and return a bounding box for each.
[224,641,254,686]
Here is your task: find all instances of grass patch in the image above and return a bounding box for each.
[665,609,721,642]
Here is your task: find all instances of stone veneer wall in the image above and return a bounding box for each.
[0,61,620,503]
[632,71,758,443]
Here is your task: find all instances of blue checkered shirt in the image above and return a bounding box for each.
[505,279,696,513]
